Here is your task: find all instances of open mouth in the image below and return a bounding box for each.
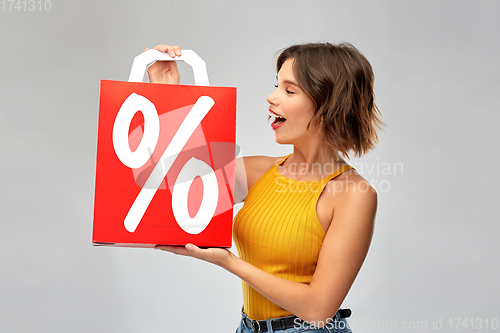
[270,111,286,129]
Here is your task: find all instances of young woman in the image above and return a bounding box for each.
[151,42,383,332]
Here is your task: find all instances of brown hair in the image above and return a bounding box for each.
[276,42,384,158]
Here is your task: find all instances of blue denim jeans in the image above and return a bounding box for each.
[235,309,352,333]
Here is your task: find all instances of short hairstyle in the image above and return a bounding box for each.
[276,42,384,158]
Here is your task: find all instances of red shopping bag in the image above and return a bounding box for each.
[93,50,236,248]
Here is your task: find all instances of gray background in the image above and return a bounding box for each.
[1,0,499,332]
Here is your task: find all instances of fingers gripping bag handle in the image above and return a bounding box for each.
[128,49,210,86]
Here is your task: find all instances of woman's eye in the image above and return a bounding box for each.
[274,84,293,94]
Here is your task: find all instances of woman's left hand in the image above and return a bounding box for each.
[155,244,235,269]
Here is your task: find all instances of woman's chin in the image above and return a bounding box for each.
[273,134,288,145]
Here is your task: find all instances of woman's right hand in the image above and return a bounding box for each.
[145,44,182,84]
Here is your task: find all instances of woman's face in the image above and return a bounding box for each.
[267,58,317,145]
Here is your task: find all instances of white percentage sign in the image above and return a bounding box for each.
[112,92,219,234]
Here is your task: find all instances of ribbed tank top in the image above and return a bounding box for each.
[232,155,354,320]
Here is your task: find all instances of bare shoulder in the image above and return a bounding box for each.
[242,155,286,189]
[326,168,378,214]
[316,169,377,232]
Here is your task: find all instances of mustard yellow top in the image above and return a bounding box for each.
[232,155,354,320]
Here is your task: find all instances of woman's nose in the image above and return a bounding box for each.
[266,89,277,105]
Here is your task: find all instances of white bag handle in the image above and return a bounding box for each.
[128,49,210,86]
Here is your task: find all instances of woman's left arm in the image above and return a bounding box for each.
[156,179,377,324]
